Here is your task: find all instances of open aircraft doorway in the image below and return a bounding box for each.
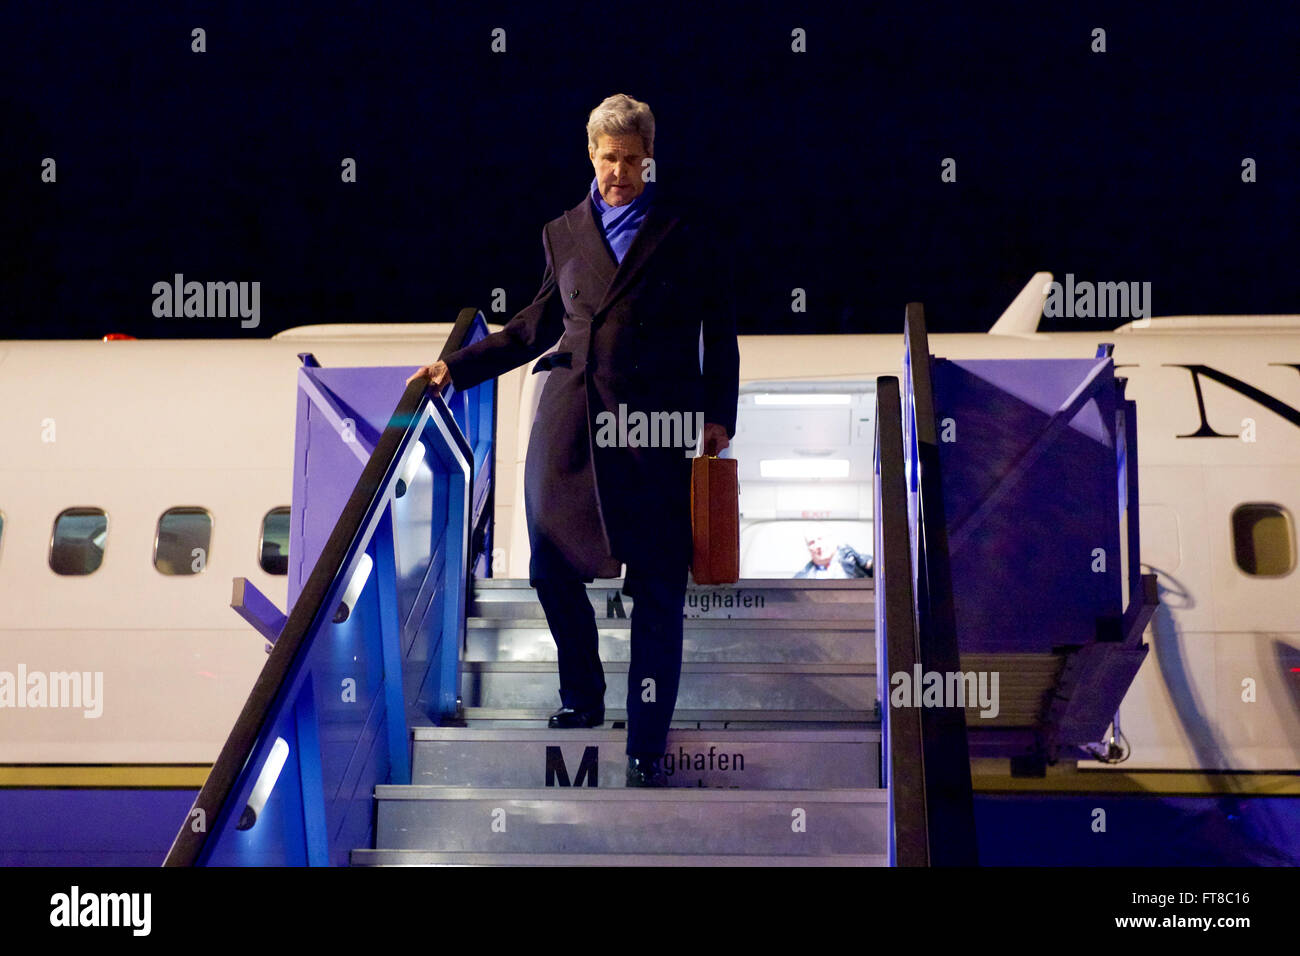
[730,381,876,579]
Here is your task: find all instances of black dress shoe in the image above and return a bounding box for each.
[626,756,668,788]
[547,705,605,729]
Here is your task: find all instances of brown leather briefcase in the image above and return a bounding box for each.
[690,454,739,584]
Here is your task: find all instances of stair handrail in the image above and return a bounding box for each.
[874,375,930,865]
[163,311,494,866]
[898,302,980,865]
[441,309,500,577]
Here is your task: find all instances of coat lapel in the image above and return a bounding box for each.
[564,191,681,317]
[565,199,618,290]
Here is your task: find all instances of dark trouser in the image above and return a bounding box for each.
[534,561,688,758]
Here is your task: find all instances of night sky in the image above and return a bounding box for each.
[2,1,1296,340]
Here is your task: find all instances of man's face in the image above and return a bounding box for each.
[589,132,649,206]
[805,535,834,567]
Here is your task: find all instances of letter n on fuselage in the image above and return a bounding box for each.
[1166,364,1300,437]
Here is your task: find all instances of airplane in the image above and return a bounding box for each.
[1,273,1296,846]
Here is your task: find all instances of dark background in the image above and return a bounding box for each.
[2,1,1296,340]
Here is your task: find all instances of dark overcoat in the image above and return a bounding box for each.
[443,186,740,585]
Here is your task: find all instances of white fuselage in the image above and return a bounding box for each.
[1,318,1296,772]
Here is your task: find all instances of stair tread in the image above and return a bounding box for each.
[467,618,871,629]
[462,660,872,674]
[375,785,887,801]
[411,726,879,741]
[457,708,877,722]
[352,849,888,866]
[473,578,872,590]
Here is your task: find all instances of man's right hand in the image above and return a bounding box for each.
[406,360,452,390]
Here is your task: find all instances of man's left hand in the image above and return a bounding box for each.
[700,423,730,456]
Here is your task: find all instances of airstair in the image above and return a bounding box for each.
[351,576,887,865]
[163,305,1152,868]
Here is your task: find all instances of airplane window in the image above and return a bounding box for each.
[155,508,213,575]
[50,508,108,575]
[1231,503,1295,577]
[260,507,291,575]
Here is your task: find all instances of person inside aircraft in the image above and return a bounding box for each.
[794,533,872,579]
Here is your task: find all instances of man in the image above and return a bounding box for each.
[794,533,872,579]
[406,93,739,786]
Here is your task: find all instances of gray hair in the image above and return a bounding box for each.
[586,93,655,156]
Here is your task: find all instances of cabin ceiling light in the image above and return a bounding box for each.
[753,394,852,405]
[759,459,851,478]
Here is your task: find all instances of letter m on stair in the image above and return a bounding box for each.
[546,745,599,787]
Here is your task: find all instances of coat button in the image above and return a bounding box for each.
[569,288,579,298]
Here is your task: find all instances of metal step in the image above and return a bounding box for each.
[410,727,881,789]
[471,577,873,621]
[456,709,877,728]
[374,787,888,856]
[459,661,873,711]
[465,618,872,664]
[352,849,889,866]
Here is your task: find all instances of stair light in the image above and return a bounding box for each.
[333,553,373,623]
[396,440,428,498]
[237,736,290,830]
